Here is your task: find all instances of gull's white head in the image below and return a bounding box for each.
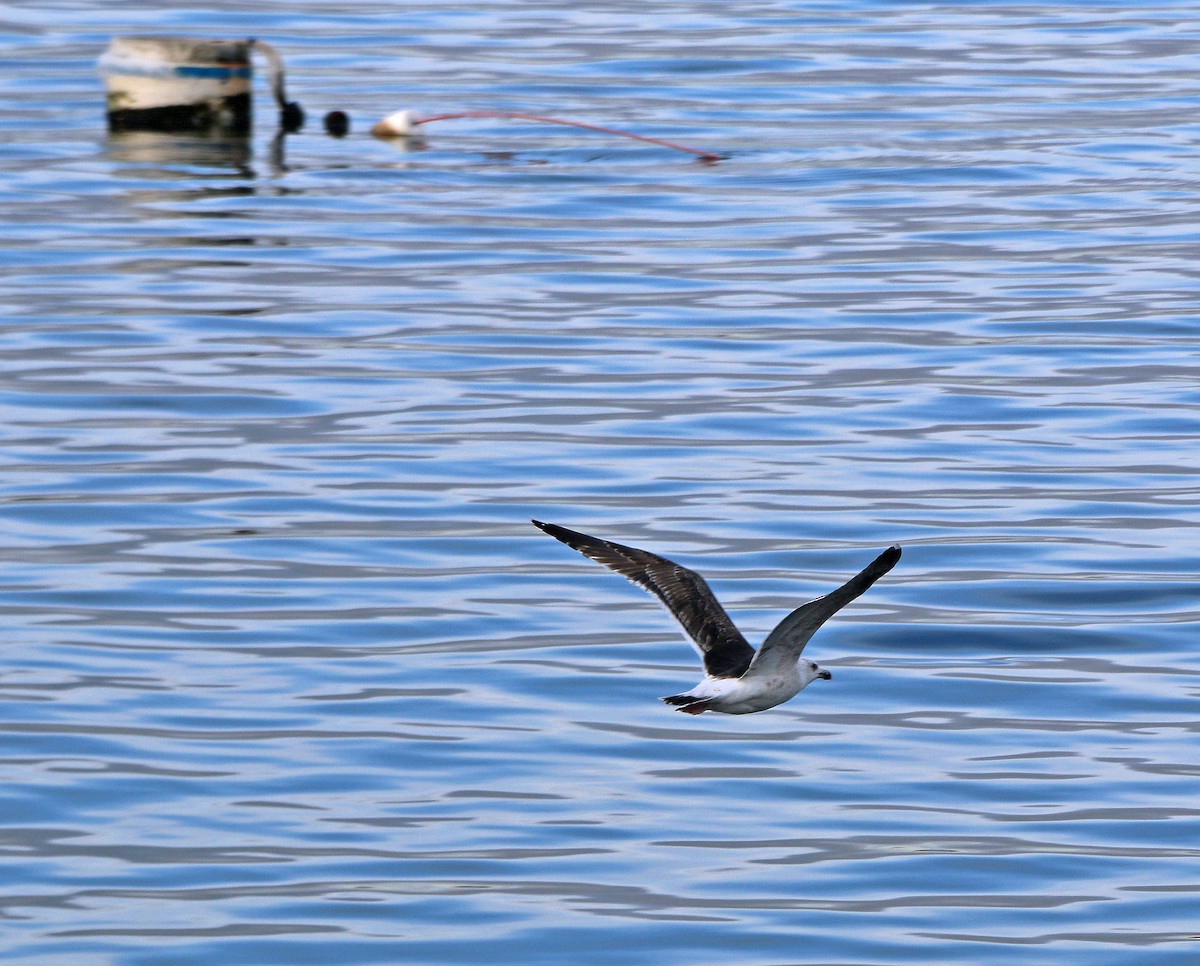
[802,659,832,684]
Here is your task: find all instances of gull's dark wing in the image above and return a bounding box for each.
[533,520,755,678]
[745,545,901,679]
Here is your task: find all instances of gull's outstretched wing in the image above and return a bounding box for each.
[744,545,901,679]
[533,520,755,678]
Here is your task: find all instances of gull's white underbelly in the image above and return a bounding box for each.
[682,669,807,715]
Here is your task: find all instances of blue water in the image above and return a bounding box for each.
[3,1,1200,963]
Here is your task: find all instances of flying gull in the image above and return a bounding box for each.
[533,520,900,715]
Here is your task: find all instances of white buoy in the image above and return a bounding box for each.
[370,110,421,138]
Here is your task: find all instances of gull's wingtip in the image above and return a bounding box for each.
[532,519,577,543]
[878,544,902,570]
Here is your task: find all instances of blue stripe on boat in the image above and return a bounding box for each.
[173,65,252,78]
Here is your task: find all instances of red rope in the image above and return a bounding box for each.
[413,111,723,162]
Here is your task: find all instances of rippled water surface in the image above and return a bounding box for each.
[3,1,1200,962]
